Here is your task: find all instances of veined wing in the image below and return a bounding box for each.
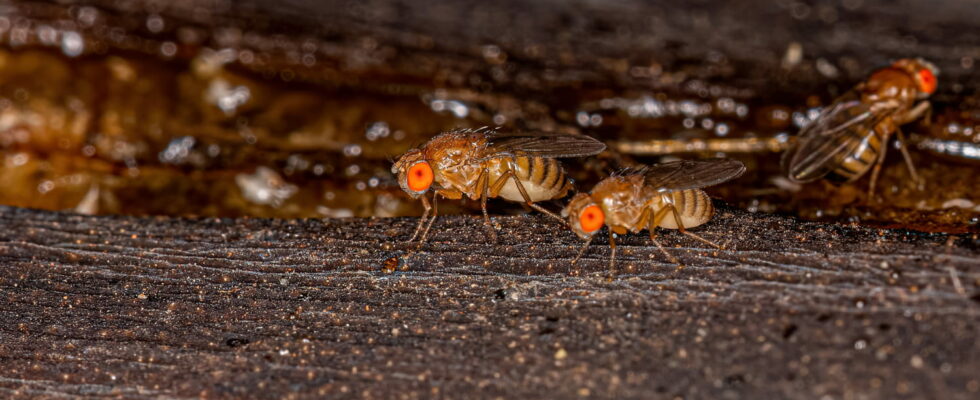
[782,92,900,182]
[634,158,746,192]
[485,131,606,159]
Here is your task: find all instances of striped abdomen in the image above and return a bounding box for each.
[654,189,713,230]
[827,133,883,182]
[489,155,572,202]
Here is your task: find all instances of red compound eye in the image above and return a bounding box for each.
[406,162,433,192]
[918,68,936,94]
[578,205,604,233]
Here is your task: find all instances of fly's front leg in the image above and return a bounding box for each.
[489,169,567,226]
[903,100,931,125]
[607,229,617,276]
[408,194,432,242]
[668,203,721,249]
[415,194,439,250]
[571,235,594,266]
[894,126,922,189]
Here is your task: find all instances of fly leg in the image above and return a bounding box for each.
[490,170,567,226]
[414,194,439,250]
[904,100,931,125]
[607,229,617,276]
[894,127,922,189]
[570,235,595,266]
[647,206,681,265]
[866,132,890,203]
[477,170,498,243]
[669,203,722,249]
[408,194,432,242]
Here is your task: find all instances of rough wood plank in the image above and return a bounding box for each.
[0,205,977,399]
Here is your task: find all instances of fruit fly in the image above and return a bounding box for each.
[562,158,745,271]
[782,58,939,199]
[392,127,606,245]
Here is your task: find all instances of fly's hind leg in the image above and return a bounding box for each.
[646,206,681,265]
[489,169,567,226]
[668,203,722,249]
[866,134,890,203]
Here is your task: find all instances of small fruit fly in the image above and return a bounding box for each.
[562,158,745,271]
[782,58,939,200]
[392,127,606,245]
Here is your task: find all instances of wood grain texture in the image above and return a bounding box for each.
[1,205,977,399]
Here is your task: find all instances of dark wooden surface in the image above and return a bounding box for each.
[1,205,978,399]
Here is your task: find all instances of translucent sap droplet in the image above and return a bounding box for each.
[715,123,729,136]
[37,180,55,194]
[160,42,178,57]
[61,31,84,57]
[77,7,99,27]
[158,136,196,165]
[146,14,165,33]
[343,144,362,157]
[365,122,390,141]
[206,79,251,115]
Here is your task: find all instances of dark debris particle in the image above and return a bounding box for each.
[782,324,798,339]
[724,374,747,386]
[225,338,250,348]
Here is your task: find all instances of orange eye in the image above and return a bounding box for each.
[406,162,433,192]
[578,205,604,233]
[918,68,936,94]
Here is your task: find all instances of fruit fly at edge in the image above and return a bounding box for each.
[782,58,939,200]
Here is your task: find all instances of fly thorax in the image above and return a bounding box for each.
[600,192,639,228]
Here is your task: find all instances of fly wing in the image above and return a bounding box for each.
[641,158,746,192]
[781,91,900,182]
[485,131,606,158]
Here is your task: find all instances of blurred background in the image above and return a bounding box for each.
[0,0,977,230]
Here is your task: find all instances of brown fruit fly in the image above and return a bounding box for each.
[782,58,938,199]
[392,128,606,245]
[562,158,745,271]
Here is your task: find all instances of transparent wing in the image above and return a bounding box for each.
[636,158,746,192]
[782,91,900,182]
[486,131,606,158]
